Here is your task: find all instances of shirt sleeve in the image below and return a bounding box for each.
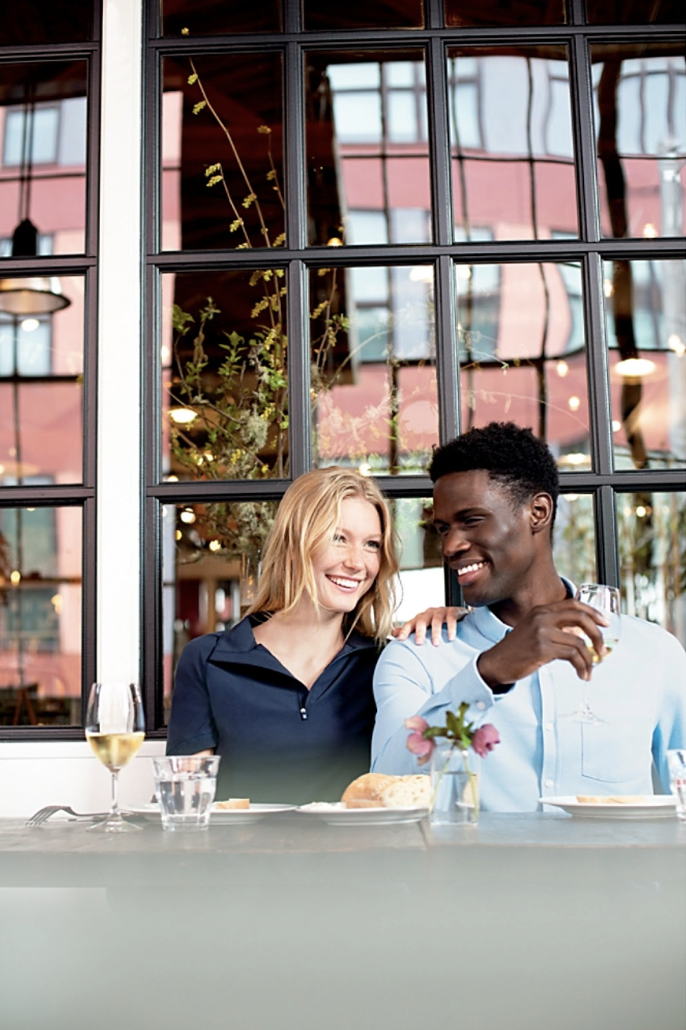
[166,636,219,755]
[651,630,686,791]
[370,636,493,774]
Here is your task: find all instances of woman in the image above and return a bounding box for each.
[166,466,400,804]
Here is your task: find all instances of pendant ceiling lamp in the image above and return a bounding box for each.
[0,95,71,317]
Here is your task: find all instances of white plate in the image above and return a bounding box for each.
[126,802,295,824]
[297,802,428,825]
[541,795,677,820]
[211,803,295,823]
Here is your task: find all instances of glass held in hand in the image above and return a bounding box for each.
[576,583,621,665]
[85,681,145,833]
[561,584,622,726]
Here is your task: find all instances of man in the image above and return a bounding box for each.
[371,422,686,811]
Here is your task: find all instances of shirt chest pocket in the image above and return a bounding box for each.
[581,716,653,783]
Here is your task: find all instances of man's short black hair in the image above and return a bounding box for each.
[428,422,560,521]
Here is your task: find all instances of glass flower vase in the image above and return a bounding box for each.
[429,744,479,826]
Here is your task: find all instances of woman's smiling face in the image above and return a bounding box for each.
[311,496,382,616]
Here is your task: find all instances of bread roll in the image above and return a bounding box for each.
[214,798,250,810]
[379,775,431,809]
[341,773,396,808]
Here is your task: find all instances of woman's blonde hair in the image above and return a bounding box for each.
[246,467,399,643]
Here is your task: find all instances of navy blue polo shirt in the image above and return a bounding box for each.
[166,615,381,804]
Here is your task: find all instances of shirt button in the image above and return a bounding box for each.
[545,778,554,788]
[476,702,486,710]
[545,722,554,731]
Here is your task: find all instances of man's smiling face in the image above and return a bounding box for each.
[432,469,541,608]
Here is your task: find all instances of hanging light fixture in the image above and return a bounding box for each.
[0,94,71,316]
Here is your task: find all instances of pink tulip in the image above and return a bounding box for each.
[471,723,500,758]
[404,715,435,765]
[405,715,430,734]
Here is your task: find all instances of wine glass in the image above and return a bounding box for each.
[85,682,145,832]
[562,583,621,725]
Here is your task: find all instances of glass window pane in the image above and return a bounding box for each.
[586,0,684,24]
[161,499,278,717]
[159,0,282,35]
[162,270,289,481]
[0,505,82,727]
[617,490,686,649]
[0,278,84,485]
[0,1,92,45]
[592,44,686,239]
[457,261,592,469]
[393,497,446,626]
[445,0,566,26]
[311,265,438,475]
[602,258,686,471]
[306,52,432,246]
[161,54,284,252]
[552,494,597,586]
[0,62,88,255]
[304,0,424,30]
[449,47,578,242]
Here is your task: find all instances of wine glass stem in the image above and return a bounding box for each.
[110,768,121,819]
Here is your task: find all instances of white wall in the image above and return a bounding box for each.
[0,739,166,818]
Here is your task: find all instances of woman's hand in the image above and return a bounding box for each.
[392,606,470,646]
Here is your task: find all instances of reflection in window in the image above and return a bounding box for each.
[603,258,686,471]
[162,270,289,481]
[593,47,686,239]
[0,280,84,486]
[392,497,446,625]
[304,0,424,30]
[457,261,591,467]
[161,500,278,714]
[617,491,686,646]
[445,0,566,27]
[0,504,82,726]
[306,53,431,245]
[159,0,282,35]
[553,493,597,586]
[0,63,88,254]
[449,48,578,241]
[311,265,437,475]
[161,54,284,252]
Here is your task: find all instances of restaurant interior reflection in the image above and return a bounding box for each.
[0,0,684,731]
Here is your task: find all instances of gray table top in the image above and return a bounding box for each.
[1,812,684,1030]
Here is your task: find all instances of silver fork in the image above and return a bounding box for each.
[25,805,108,827]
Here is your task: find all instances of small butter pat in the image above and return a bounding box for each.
[214,798,250,810]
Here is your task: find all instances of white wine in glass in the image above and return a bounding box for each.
[85,682,145,832]
[564,583,621,724]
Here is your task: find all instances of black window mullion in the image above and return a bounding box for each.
[569,34,600,242]
[426,36,453,247]
[583,252,614,476]
[595,484,620,587]
[287,259,311,479]
[82,493,97,723]
[145,493,163,732]
[284,41,307,252]
[425,0,446,30]
[283,0,303,34]
[85,50,102,256]
[435,253,460,443]
[83,265,99,491]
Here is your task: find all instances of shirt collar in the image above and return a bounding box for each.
[210,614,378,665]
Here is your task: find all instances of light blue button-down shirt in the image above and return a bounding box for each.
[371,591,686,811]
